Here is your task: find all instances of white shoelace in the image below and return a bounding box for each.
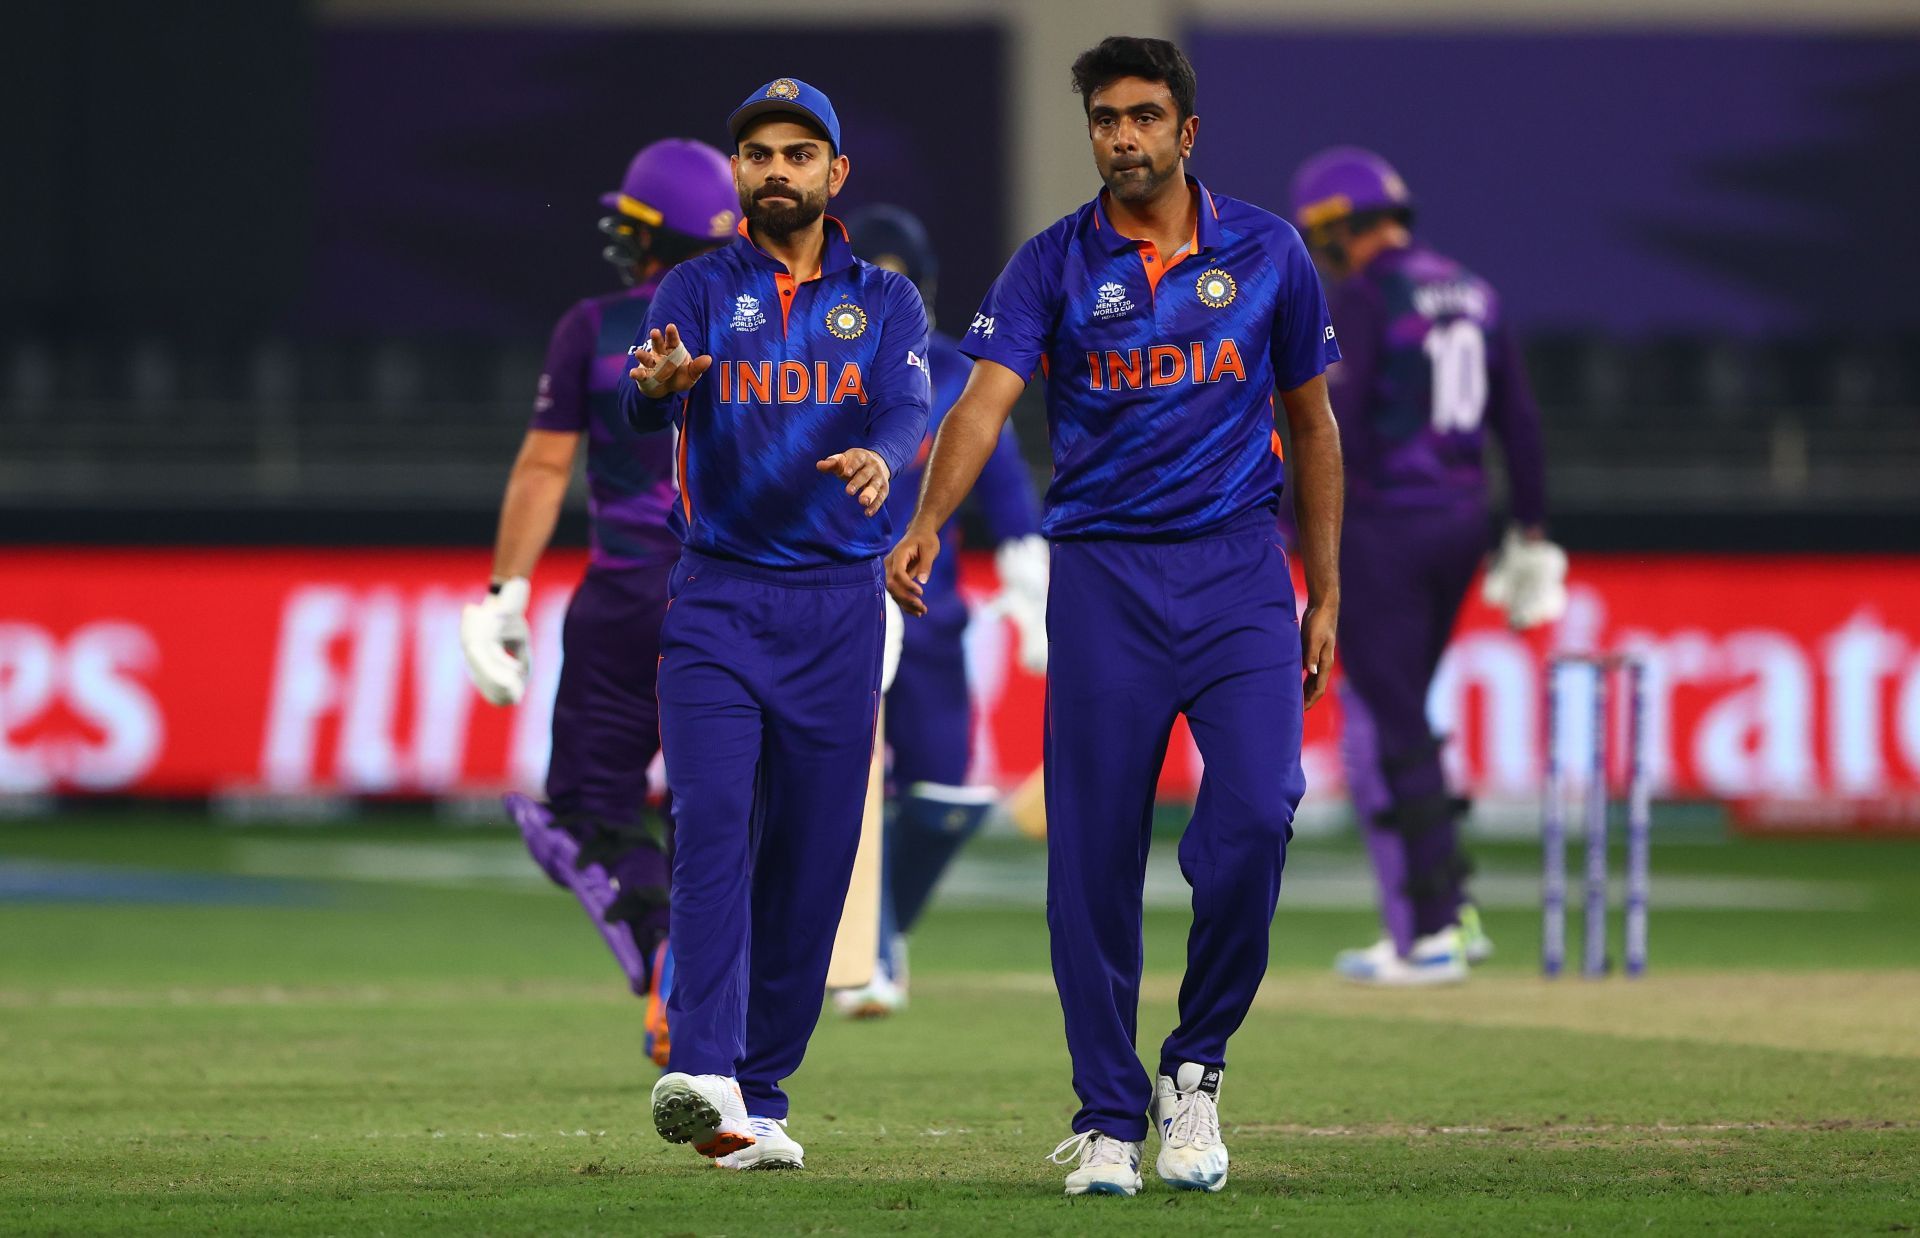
[1166,1089,1221,1149]
[1047,1131,1132,1167]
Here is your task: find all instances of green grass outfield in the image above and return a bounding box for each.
[2,811,1917,1234]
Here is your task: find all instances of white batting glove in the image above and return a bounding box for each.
[1481,528,1568,631]
[460,577,531,705]
[882,594,905,693]
[995,534,1050,675]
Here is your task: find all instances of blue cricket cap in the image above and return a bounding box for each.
[728,77,842,154]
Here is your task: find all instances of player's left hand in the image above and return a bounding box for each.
[817,448,890,516]
[1300,599,1337,710]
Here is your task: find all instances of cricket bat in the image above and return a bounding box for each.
[826,701,885,989]
[1006,762,1047,840]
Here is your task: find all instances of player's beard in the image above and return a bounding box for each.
[743,183,828,240]
[1102,150,1178,205]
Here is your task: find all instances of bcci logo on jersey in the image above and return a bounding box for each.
[731,294,766,333]
[826,302,867,340]
[1093,281,1135,321]
[1195,268,1237,309]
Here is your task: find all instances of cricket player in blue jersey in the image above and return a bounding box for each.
[460,139,737,1062]
[888,38,1345,1196]
[620,78,930,1171]
[1288,147,1565,986]
[829,204,1048,1020]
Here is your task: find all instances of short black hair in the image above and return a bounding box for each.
[1071,36,1197,123]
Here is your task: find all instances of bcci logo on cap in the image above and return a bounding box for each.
[1195,268,1237,309]
[766,78,801,101]
[709,209,738,238]
[826,302,868,340]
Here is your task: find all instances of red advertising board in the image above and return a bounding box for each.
[6,548,1920,828]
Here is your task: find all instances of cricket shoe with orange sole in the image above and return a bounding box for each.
[830,934,908,1020]
[651,1073,754,1160]
[714,1116,804,1170]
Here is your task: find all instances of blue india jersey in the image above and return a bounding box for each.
[621,219,931,568]
[961,177,1340,541]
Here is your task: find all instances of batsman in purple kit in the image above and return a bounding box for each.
[1288,147,1567,987]
[828,204,1049,1021]
[888,38,1344,1197]
[620,78,929,1172]
[459,139,738,1058]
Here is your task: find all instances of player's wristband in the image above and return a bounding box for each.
[638,342,691,398]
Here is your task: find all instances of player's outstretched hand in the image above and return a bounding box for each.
[817,447,890,516]
[885,523,942,617]
[1300,599,1338,710]
[627,324,711,398]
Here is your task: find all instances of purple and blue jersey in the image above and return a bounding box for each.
[881,331,1042,604]
[621,220,931,569]
[530,283,682,569]
[961,178,1340,541]
[1324,243,1545,524]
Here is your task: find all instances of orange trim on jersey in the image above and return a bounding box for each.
[676,424,692,525]
[1039,354,1050,379]
[775,272,797,334]
[1269,394,1285,460]
[1136,222,1199,297]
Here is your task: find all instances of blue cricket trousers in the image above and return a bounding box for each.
[1046,510,1306,1142]
[657,548,884,1119]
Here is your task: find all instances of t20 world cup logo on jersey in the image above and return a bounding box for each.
[1093,281,1135,321]
[731,294,766,332]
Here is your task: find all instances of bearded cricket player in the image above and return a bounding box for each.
[887,37,1344,1196]
[621,78,930,1171]
[828,204,1048,1020]
[1288,147,1565,986]
[460,139,737,1061]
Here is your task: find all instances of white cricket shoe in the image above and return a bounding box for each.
[830,971,907,1020]
[830,934,909,1019]
[1048,1130,1144,1197]
[651,1072,754,1159]
[714,1116,804,1170]
[1337,927,1469,987]
[1153,1062,1229,1192]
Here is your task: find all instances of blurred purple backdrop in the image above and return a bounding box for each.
[1187,30,1920,335]
[306,24,1007,338]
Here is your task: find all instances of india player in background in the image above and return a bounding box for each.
[459,139,737,1058]
[829,204,1048,1020]
[621,78,929,1172]
[889,37,1344,1197]
[1288,147,1566,987]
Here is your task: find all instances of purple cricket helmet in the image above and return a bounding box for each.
[598,138,738,282]
[1288,146,1414,233]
